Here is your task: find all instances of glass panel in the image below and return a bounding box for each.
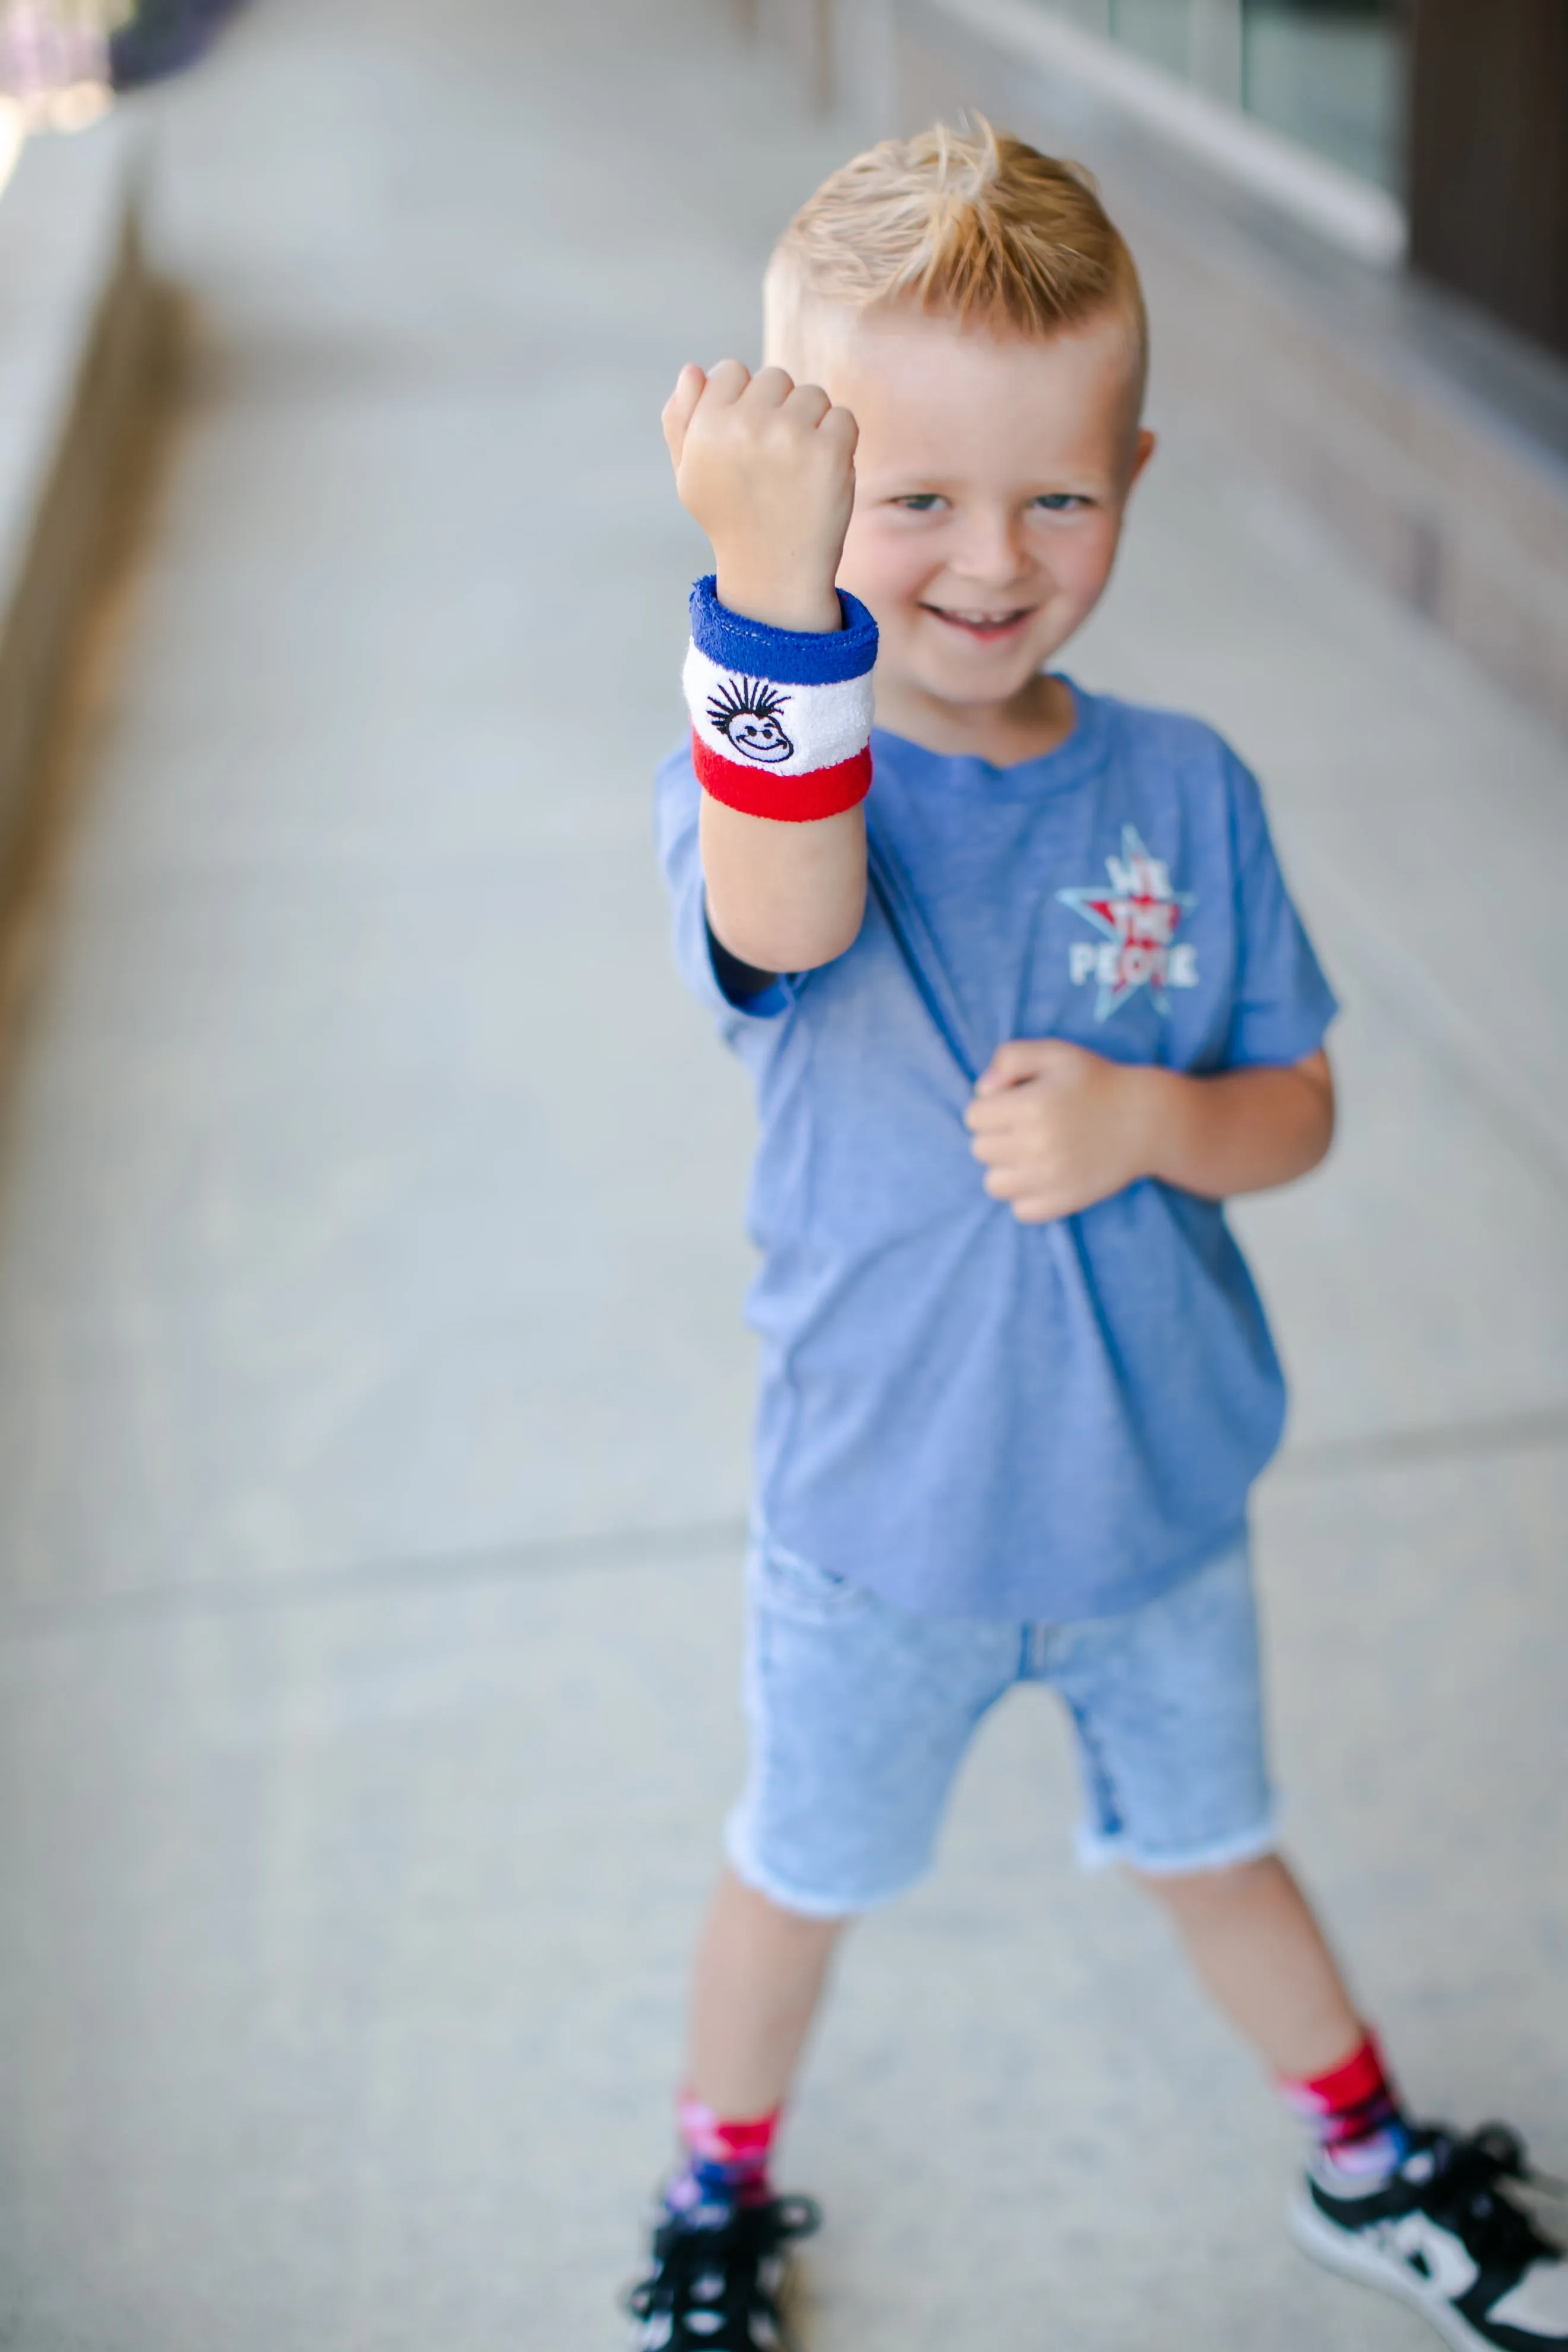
[1030,0,1405,195]
[1240,0,1405,191]
[1108,0,1193,78]
[1189,0,1244,103]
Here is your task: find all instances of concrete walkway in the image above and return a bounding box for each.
[0,3,1563,2345]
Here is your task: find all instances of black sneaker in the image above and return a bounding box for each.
[1292,2123,1568,2348]
[625,2194,821,2350]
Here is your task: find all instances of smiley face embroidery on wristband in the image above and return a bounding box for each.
[706,675,797,764]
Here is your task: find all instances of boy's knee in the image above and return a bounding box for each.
[1126,1850,1281,1911]
[720,1863,856,1942]
[760,1888,856,1939]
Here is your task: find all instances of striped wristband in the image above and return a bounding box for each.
[683,574,878,822]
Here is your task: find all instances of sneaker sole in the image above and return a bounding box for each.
[1289,2190,1485,2351]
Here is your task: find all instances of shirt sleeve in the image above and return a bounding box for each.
[653,740,794,1020]
[707,923,778,1003]
[1223,748,1339,1067]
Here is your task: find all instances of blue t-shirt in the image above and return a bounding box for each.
[655,681,1338,1621]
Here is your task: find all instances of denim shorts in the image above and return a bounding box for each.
[725,1532,1277,1917]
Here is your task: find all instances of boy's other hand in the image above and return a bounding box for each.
[965,1039,1155,1222]
[662,359,857,635]
[967,1039,1336,1216]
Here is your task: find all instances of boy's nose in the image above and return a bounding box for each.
[950,510,1031,589]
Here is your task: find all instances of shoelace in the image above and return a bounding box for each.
[626,2197,822,2344]
[1415,2126,1567,2275]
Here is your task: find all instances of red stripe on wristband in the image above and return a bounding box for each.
[693,732,871,823]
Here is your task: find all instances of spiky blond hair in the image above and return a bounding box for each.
[764,118,1147,409]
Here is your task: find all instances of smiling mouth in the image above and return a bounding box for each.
[921,605,1036,640]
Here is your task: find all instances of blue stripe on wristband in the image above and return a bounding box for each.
[688,575,878,687]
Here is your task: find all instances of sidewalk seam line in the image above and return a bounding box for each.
[4,1396,1568,1639]
[0,1513,751,1642]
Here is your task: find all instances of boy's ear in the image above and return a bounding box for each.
[1128,427,1158,489]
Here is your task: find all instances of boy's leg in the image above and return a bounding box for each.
[1055,1538,1568,2347]
[1050,1543,1405,2166]
[1133,1850,1416,2171]
[1131,1850,1360,2081]
[627,1556,1017,2344]
[655,1869,846,2226]
[1136,1847,1568,2348]
[672,1540,1014,2190]
[688,1865,847,2120]
[629,1872,844,2347]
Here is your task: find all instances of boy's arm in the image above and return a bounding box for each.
[1140,1049,1334,1199]
[663,360,869,973]
[964,1040,1334,1224]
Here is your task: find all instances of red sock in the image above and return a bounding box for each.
[666,2092,781,2218]
[1279,2030,1411,2180]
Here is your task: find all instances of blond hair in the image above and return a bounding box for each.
[764,117,1147,408]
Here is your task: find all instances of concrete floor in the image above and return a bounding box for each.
[0,2,1564,2346]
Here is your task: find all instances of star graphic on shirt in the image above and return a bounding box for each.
[1057,825,1199,1019]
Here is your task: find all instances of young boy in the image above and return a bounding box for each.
[628,123,1566,2351]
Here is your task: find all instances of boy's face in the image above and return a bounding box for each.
[824,306,1152,717]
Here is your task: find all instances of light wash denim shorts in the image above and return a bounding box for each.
[725,1532,1277,1917]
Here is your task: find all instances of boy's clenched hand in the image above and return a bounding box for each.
[967,1038,1336,1219]
[662,359,858,636]
[965,1039,1156,1223]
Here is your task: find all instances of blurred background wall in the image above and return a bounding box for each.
[762,0,1568,734]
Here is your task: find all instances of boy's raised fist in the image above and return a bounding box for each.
[662,359,858,636]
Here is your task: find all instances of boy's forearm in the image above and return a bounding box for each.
[1140,1052,1334,1199]
[704,532,867,976]
[682,572,878,974]
[665,359,874,979]
[702,798,868,972]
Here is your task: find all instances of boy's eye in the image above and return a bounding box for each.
[892,493,946,512]
[1033,492,1089,512]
